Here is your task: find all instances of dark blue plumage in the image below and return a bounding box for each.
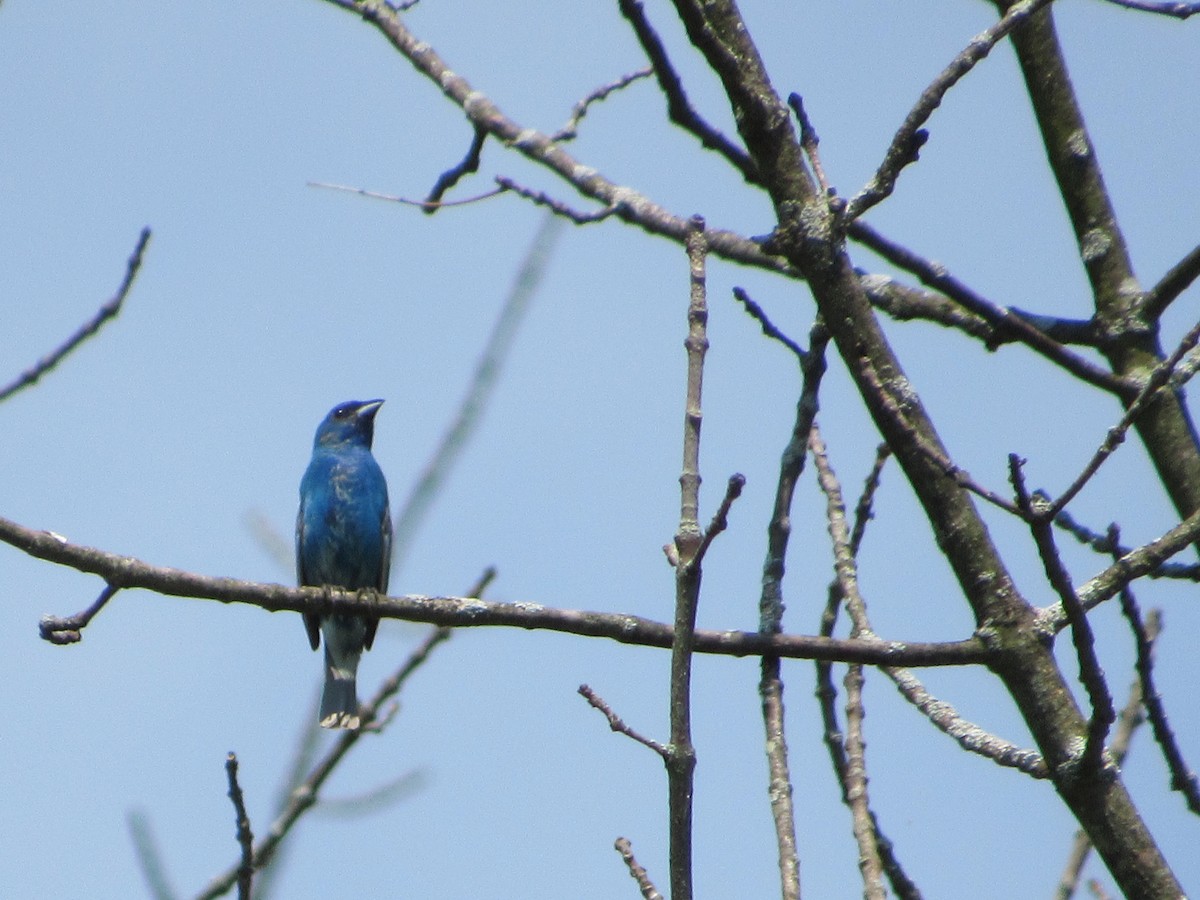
[296,399,392,729]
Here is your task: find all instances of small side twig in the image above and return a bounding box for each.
[849,221,1132,397]
[39,583,120,645]
[308,179,505,209]
[1053,509,1200,581]
[493,176,621,224]
[846,0,1054,219]
[0,227,151,403]
[616,0,758,184]
[1010,457,1114,773]
[552,68,653,142]
[1055,639,1155,899]
[1048,318,1200,516]
[732,286,809,360]
[423,123,487,212]
[223,754,254,900]
[1098,0,1200,16]
[615,837,665,900]
[1142,242,1200,319]
[1113,528,1200,814]
[194,569,494,899]
[578,684,667,757]
[787,93,832,199]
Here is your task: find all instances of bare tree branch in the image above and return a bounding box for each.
[1097,0,1200,17]
[1047,319,1200,516]
[0,227,151,403]
[1055,632,1156,900]
[753,317,829,900]
[317,0,787,274]
[1053,509,1200,581]
[222,754,254,900]
[849,221,1132,397]
[1113,540,1200,814]
[1011,457,1115,774]
[663,215,711,900]
[552,67,653,142]
[579,684,667,757]
[615,837,665,900]
[1142,242,1200,320]
[846,0,1055,220]
[616,0,759,184]
[4,510,987,665]
[422,122,487,212]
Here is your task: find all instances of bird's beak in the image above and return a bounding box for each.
[357,399,384,421]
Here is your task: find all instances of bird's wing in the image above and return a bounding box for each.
[363,503,391,652]
[296,498,321,651]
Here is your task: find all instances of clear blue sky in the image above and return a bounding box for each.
[1,1,1197,897]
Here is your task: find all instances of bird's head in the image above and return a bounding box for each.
[313,399,384,449]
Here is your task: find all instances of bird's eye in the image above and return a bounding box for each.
[334,405,351,419]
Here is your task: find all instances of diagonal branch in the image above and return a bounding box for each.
[617,0,759,184]
[849,221,1132,398]
[0,227,152,403]
[318,0,785,274]
[846,0,1055,220]
[1143,242,1200,320]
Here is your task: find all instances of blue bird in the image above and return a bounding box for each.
[296,399,392,729]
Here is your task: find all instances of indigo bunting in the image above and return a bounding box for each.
[296,399,392,729]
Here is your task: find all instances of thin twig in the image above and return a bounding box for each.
[578,684,667,756]
[813,448,924,899]
[552,68,653,142]
[755,319,828,900]
[1053,509,1200,581]
[223,754,254,900]
[732,286,809,360]
[846,0,1055,219]
[423,123,487,212]
[0,227,151,403]
[616,0,758,184]
[843,664,886,900]
[493,176,621,224]
[664,215,710,900]
[1098,0,1200,16]
[787,93,832,200]
[308,180,505,208]
[849,221,1132,398]
[1048,319,1200,516]
[1055,643,1155,899]
[39,583,119,645]
[615,837,665,900]
[809,429,904,898]
[194,570,493,899]
[856,362,1025,517]
[1114,533,1200,814]
[1068,505,1200,622]
[1142,242,1200,319]
[1010,457,1114,774]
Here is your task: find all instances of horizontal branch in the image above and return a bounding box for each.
[0,515,987,667]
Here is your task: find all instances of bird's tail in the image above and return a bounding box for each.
[320,647,361,729]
